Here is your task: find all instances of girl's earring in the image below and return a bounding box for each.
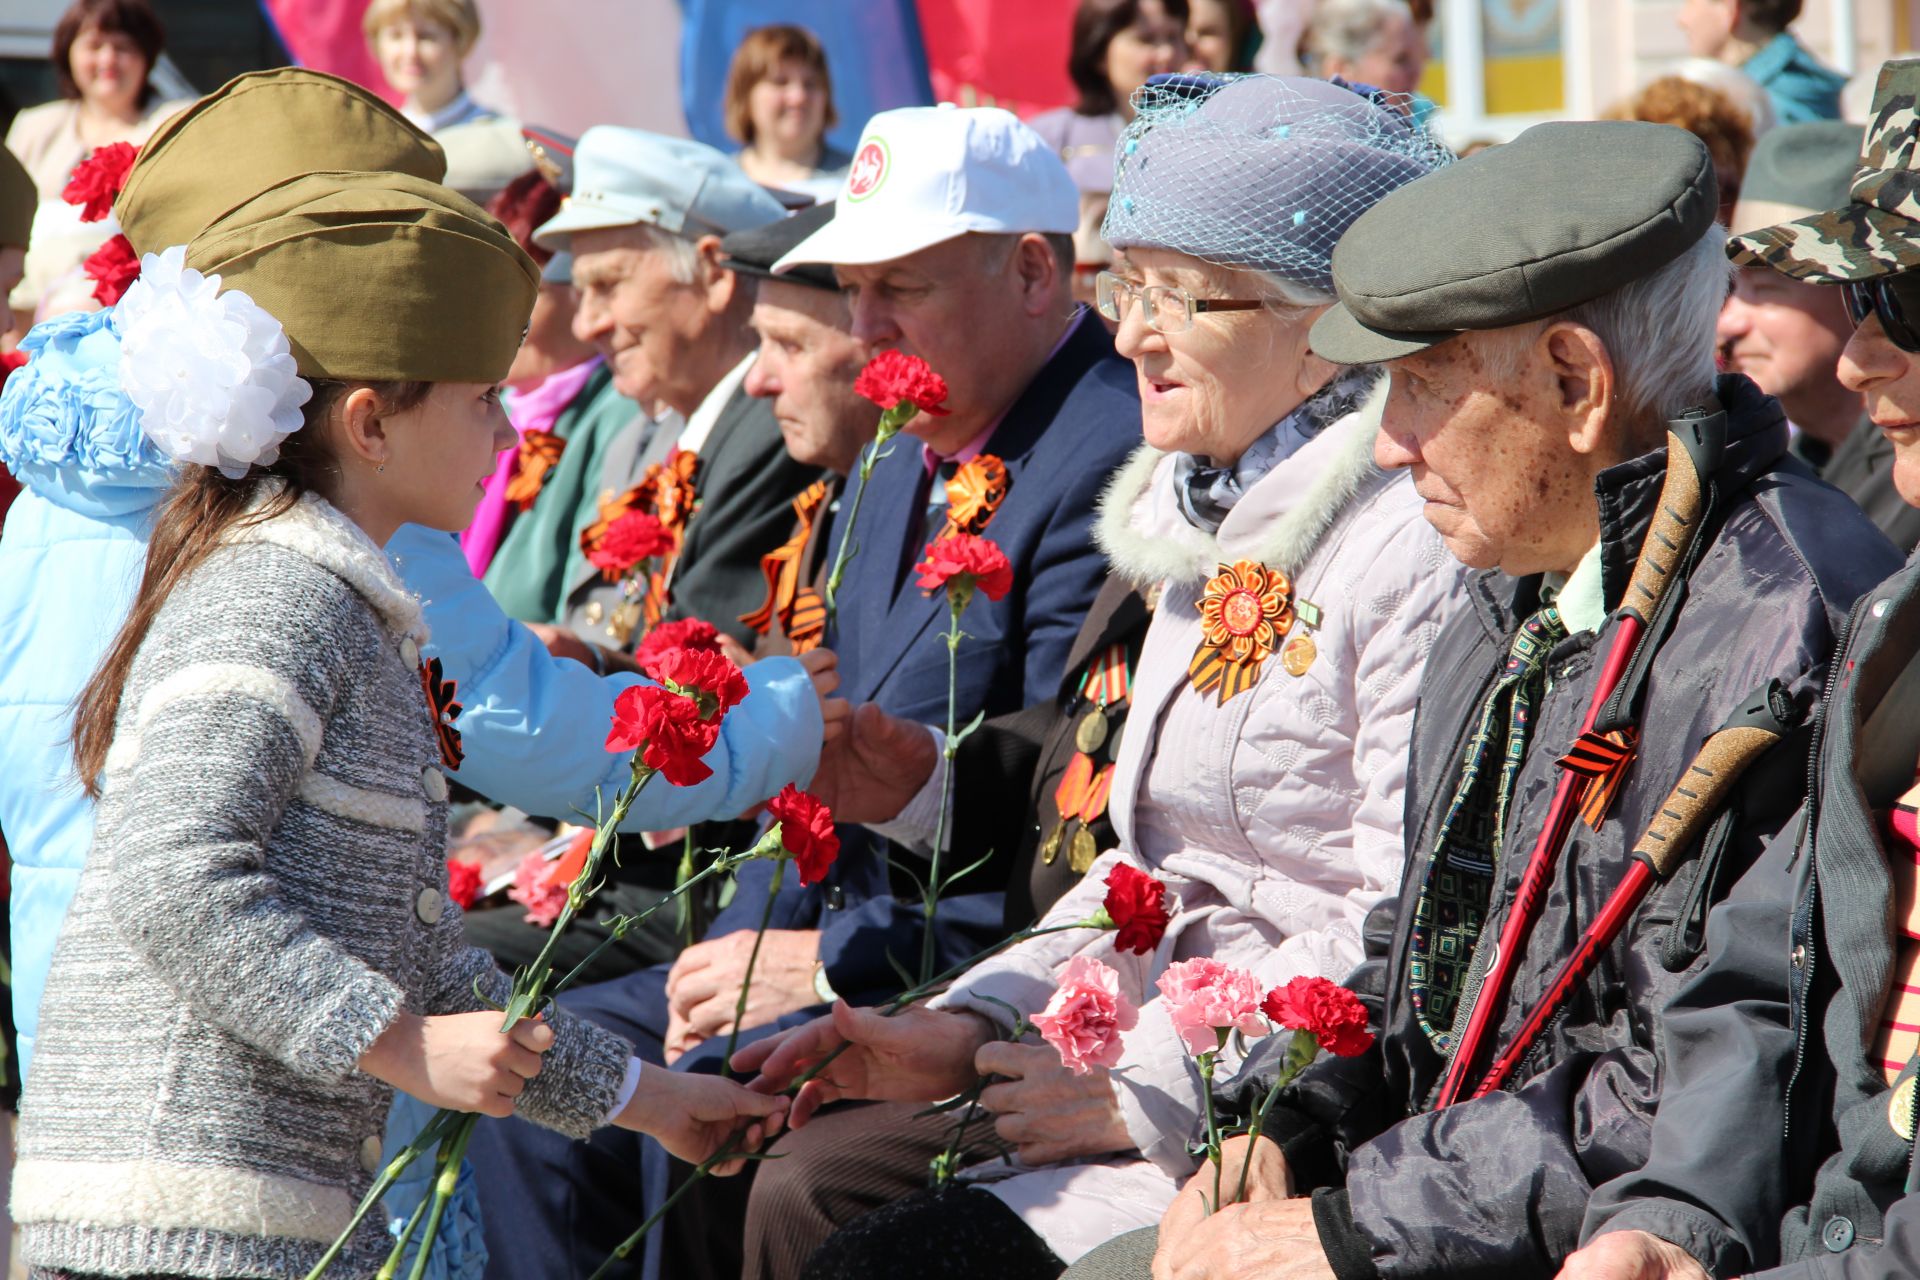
[377,462,386,474]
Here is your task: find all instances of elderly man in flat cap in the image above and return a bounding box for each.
[1564,57,1920,1280]
[1066,119,1898,1280]
[1719,120,1920,551]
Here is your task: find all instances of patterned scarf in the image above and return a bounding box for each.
[1174,366,1379,534]
[1408,603,1568,1053]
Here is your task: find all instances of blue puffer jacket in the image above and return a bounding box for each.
[0,310,822,1083]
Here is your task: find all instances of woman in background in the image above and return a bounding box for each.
[725,25,848,202]
[364,0,524,201]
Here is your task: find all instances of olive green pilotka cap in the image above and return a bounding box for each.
[0,144,31,249]
[186,171,537,384]
[116,67,447,256]
[1729,58,1920,283]
[1310,120,1718,364]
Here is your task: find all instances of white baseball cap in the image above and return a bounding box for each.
[771,105,1079,274]
[533,125,785,250]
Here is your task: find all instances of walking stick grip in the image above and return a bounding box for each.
[1634,680,1798,878]
[1622,412,1724,625]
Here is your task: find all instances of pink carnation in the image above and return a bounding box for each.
[508,848,570,928]
[1033,956,1138,1076]
[1155,957,1269,1056]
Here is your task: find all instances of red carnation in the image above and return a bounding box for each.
[634,618,721,671]
[642,645,750,720]
[83,234,140,307]
[854,350,950,417]
[766,783,839,886]
[63,142,136,223]
[915,533,1012,603]
[0,348,27,392]
[446,859,484,909]
[589,510,674,579]
[1101,862,1172,955]
[1262,976,1375,1058]
[606,683,721,786]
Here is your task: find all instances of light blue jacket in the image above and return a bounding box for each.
[0,309,821,1082]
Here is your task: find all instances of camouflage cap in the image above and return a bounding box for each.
[1728,58,1920,282]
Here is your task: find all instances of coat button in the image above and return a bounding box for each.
[1823,1214,1855,1251]
[421,766,448,802]
[1791,944,1807,969]
[359,1135,383,1174]
[401,638,421,668]
[416,887,445,925]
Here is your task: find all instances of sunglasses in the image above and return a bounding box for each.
[1844,273,1920,353]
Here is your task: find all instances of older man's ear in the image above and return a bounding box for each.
[695,232,743,314]
[1544,322,1624,460]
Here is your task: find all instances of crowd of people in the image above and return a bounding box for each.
[2,1,1919,1279]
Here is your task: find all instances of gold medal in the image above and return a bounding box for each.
[1040,822,1066,866]
[1075,708,1109,754]
[1281,633,1317,677]
[1070,825,1099,873]
[1892,1075,1918,1141]
[608,599,642,646]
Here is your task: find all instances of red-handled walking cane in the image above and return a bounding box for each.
[1468,679,1800,1098]
[1432,406,1728,1110]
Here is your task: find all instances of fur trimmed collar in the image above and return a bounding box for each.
[1097,376,1389,587]
[226,489,428,643]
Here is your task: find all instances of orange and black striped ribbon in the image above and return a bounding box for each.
[742,479,831,644]
[939,454,1009,540]
[1559,727,1638,830]
[417,656,465,770]
[1188,646,1262,704]
[503,429,566,511]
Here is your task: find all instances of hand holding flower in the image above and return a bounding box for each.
[357,1010,553,1119]
[613,1069,790,1175]
[731,1003,992,1127]
[973,1039,1132,1166]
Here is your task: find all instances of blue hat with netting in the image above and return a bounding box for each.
[1102,74,1454,295]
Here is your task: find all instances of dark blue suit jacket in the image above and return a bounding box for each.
[721,306,1139,1001]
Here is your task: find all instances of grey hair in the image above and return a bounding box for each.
[1483,226,1730,424]
[1304,0,1417,69]
[631,222,703,287]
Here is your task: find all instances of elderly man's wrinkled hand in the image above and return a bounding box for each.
[1155,1136,1293,1280]
[804,701,939,823]
[1160,1198,1331,1280]
[973,1041,1132,1165]
[665,928,823,1048]
[1556,1230,1710,1280]
[731,1002,991,1125]
[613,1068,788,1175]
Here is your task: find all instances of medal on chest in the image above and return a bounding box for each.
[1190,560,1294,703]
[1042,643,1133,873]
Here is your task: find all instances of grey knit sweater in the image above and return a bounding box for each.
[15,491,632,1279]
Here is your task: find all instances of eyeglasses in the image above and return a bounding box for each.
[1844,274,1920,353]
[1095,270,1265,334]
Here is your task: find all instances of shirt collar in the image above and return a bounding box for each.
[1741,32,1800,82]
[405,90,484,133]
[677,351,757,458]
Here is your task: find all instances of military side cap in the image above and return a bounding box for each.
[1729,58,1920,282]
[720,201,839,291]
[0,145,32,249]
[1311,120,1716,364]
[186,171,536,384]
[1729,121,1861,239]
[117,67,447,256]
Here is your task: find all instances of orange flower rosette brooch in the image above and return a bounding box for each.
[1189,560,1294,703]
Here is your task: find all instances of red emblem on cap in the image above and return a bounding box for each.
[846,138,890,202]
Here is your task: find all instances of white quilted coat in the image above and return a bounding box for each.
[932,383,1470,1261]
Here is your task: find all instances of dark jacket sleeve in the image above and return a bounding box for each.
[1580,822,1803,1277]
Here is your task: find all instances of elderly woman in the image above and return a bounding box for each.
[738,74,1462,1279]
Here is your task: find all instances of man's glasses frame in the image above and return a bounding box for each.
[1844,274,1920,353]
[1095,270,1266,334]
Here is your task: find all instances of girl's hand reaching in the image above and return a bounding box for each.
[613,1069,790,1173]
[358,1010,552,1118]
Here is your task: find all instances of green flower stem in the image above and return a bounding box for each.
[303,1108,461,1280]
[1232,1030,1320,1206]
[822,413,906,626]
[674,831,697,949]
[403,1116,476,1280]
[1202,1049,1222,1216]
[548,849,755,1000]
[724,852,788,1077]
[589,1137,748,1280]
[920,589,966,985]
[374,1168,436,1280]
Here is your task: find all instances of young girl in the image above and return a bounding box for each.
[12,171,781,1279]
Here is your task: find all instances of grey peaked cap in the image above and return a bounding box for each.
[1310,120,1718,364]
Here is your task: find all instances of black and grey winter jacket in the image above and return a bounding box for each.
[1584,541,1920,1280]
[1222,375,1899,1279]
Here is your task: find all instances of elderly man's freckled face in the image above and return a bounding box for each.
[745,280,876,476]
[1374,333,1596,577]
[569,227,711,411]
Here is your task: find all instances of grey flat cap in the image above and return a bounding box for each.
[720,201,840,292]
[1311,120,1718,364]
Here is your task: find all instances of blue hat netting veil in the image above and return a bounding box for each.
[1102,73,1455,295]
